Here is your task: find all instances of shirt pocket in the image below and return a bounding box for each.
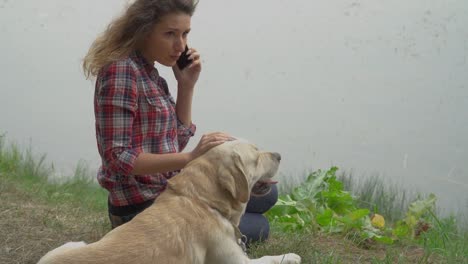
[142,86,163,110]
[139,85,176,137]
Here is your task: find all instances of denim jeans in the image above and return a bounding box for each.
[239,184,278,244]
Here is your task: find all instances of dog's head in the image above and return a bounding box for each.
[203,140,281,204]
[168,140,280,225]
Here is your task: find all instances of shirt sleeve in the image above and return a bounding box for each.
[95,62,141,176]
[157,76,196,152]
[176,119,196,151]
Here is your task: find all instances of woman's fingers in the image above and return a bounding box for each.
[200,135,230,149]
[186,48,201,71]
[191,132,236,160]
[206,140,226,149]
[202,132,235,141]
[187,59,201,70]
[187,48,200,61]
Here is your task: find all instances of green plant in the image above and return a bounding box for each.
[338,172,414,223]
[392,194,437,240]
[266,167,393,245]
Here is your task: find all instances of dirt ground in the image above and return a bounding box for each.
[0,177,109,264]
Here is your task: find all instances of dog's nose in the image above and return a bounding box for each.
[272,152,281,161]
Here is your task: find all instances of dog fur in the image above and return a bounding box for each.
[37,141,301,264]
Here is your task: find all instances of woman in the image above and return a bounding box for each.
[83,0,277,244]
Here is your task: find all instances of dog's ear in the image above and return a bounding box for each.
[218,152,249,203]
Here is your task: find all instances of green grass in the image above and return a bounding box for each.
[338,172,414,223]
[0,136,108,212]
[0,135,467,263]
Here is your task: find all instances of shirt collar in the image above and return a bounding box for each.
[131,50,159,77]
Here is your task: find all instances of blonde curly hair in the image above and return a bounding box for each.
[83,0,198,78]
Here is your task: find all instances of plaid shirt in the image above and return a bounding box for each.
[94,51,196,207]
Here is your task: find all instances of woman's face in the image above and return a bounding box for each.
[141,12,192,66]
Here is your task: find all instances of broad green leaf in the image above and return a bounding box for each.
[316,208,334,227]
[393,221,410,238]
[407,194,436,218]
[293,168,331,200]
[373,235,394,244]
[348,209,370,221]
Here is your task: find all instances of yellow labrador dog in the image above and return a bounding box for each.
[38,141,301,264]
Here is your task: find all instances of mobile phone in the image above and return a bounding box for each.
[176,45,193,70]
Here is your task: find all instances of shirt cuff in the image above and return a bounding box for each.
[111,148,141,175]
[177,119,196,138]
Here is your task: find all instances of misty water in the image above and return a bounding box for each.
[1,0,467,214]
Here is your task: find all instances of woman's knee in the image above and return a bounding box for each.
[246,184,278,214]
[239,213,270,244]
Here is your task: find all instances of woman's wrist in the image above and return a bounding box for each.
[185,151,196,164]
[177,83,195,94]
[175,84,194,127]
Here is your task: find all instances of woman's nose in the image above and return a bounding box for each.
[175,39,186,52]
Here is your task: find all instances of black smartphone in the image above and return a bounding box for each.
[176,45,193,70]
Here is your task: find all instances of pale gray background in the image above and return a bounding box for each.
[1,0,467,213]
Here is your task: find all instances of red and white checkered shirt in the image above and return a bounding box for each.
[94,51,196,207]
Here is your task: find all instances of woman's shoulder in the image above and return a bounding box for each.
[98,53,143,77]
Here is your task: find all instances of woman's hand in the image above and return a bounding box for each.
[189,132,235,161]
[173,47,202,91]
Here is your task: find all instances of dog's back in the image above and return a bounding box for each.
[37,191,218,264]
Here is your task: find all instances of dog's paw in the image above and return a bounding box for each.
[280,253,301,264]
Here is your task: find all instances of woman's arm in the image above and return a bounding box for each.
[175,87,194,127]
[131,152,192,175]
[131,132,235,175]
[173,47,201,127]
